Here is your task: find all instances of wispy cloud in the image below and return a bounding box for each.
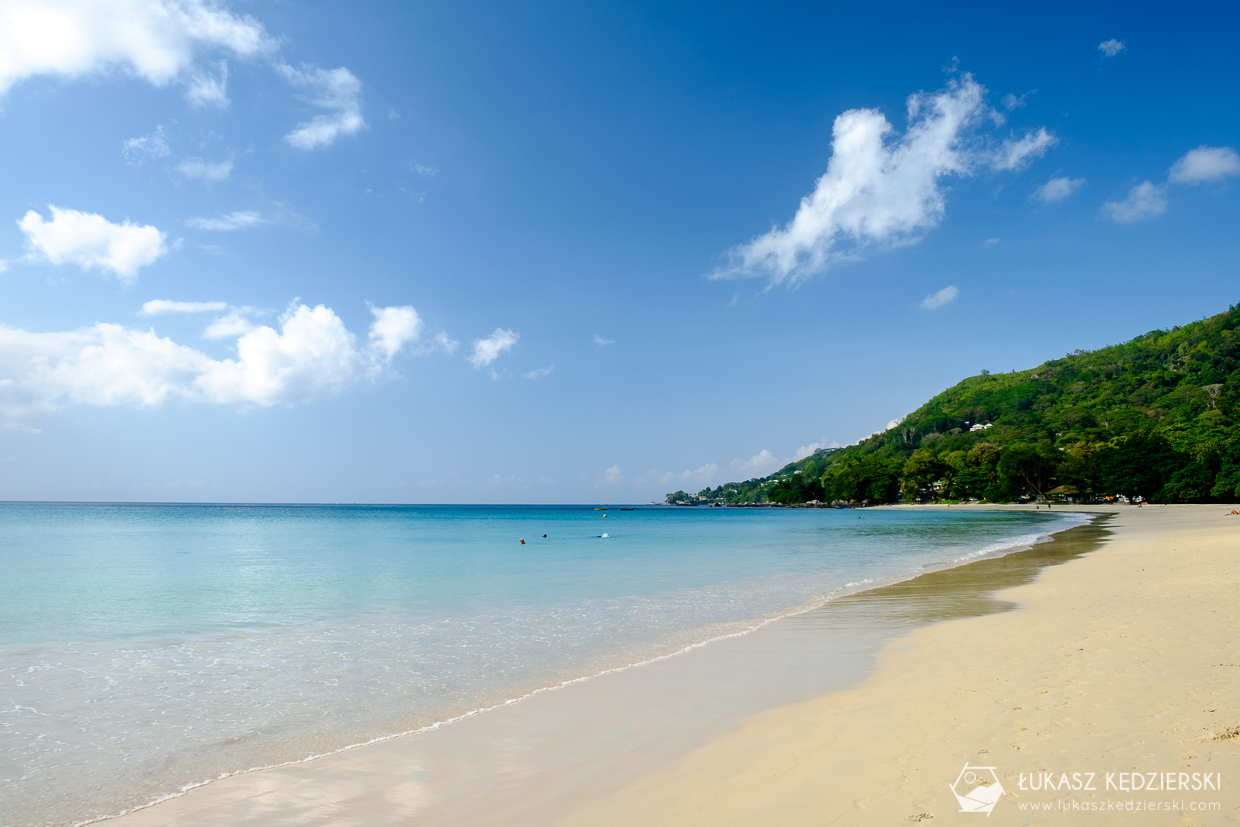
[411,162,438,177]
[1098,39,1126,58]
[176,157,233,183]
[187,211,265,231]
[634,463,720,490]
[731,450,779,478]
[123,127,172,165]
[992,128,1057,171]
[1001,93,1028,111]
[141,300,227,315]
[920,285,959,310]
[279,64,366,150]
[468,328,518,368]
[714,73,1054,287]
[185,60,230,107]
[592,333,614,348]
[524,365,554,379]
[1032,174,1085,204]
[1101,181,1167,223]
[428,331,459,355]
[18,206,167,283]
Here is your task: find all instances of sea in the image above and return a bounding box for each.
[0,502,1085,827]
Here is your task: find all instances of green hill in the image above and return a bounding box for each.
[670,302,1240,506]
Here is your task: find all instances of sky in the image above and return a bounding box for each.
[0,0,1238,503]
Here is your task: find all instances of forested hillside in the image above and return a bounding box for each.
[669,302,1240,505]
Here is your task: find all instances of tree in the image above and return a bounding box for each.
[997,443,1056,500]
[901,448,946,501]
[1058,441,1103,499]
[1096,435,1185,502]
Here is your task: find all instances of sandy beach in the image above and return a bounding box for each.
[559,504,1240,826]
[101,505,1240,826]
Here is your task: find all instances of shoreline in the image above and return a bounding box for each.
[95,509,1103,827]
[558,503,1240,825]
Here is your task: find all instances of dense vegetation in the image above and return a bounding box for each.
[668,303,1240,506]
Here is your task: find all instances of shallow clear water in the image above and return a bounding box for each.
[0,503,1081,827]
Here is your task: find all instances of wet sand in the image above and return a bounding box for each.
[100,510,1113,826]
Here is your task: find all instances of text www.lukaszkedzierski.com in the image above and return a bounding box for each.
[1016,799,1221,812]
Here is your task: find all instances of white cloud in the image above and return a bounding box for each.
[468,328,518,368]
[279,64,365,150]
[366,304,421,361]
[731,449,780,478]
[886,418,903,431]
[1167,146,1240,185]
[185,59,228,107]
[176,157,232,183]
[0,259,8,272]
[524,365,555,379]
[187,210,264,231]
[18,205,167,282]
[202,307,254,339]
[1101,181,1167,223]
[603,465,624,485]
[429,331,459,355]
[0,324,210,419]
[1099,147,1239,224]
[0,301,426,421]
[991,127,1056,171]
[724,439,836,482]
[791,440,834,461]
[635,463,720,490]
[411,162,438,176]
[1001,93,1027,111]
[920,285,959,310]
[141,299,226,315]
[1098,39,1126,57]
[123,126,171,164]
[592,333,614,348]
[1032,174,1085,204]
[716,74,1053,286]
[0,0,274,97]
[684,463,719,484]
[195,304,367,405]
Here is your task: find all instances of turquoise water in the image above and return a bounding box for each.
[0,503,1081,826]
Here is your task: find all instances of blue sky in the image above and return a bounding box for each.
[1,0,1237,503]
